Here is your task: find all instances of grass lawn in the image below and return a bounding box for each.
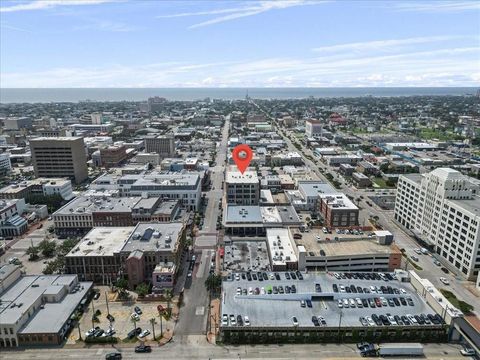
[372,177,396,188]
[439,289,474,313]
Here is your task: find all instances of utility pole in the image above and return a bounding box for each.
[337,311,343,343]
[105,291,110,316]
[91,297,95,329]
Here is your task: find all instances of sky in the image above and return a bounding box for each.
[1,0,479,88]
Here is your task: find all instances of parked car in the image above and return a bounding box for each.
[105,353,122,360]
[135,345,152,353]
[127,327,142,339]
[139,329,150,338]
[440,277,450,285]
[134,306,142,315]
[85,326,100,337]
[292,316,299,326]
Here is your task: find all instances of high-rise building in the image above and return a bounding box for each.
[394,168,480,280]
[305,119,323,138]
[225,167,260,205]
[29,137,88,184]
[0,153,12,175]
[144,135,175,158]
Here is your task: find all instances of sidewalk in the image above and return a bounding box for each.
[206,298,220,344]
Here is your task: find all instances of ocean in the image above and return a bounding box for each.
[0,87,476,103]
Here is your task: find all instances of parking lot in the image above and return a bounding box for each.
[71,287,173,344]
[223,241,270,272]
[221,271,444,329]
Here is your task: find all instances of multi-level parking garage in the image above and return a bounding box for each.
[220,271,448,344]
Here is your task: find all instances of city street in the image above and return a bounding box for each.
[1,341,466,359]
[176,118,229,336]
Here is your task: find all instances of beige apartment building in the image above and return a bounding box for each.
[29,137,88,184]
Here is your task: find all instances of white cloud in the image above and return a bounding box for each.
[2,37,478,88]
[312,36,463,53]
[0,0,117,13]
[393,1,480,12]
[157,0,327,29]
[73,19,138,32]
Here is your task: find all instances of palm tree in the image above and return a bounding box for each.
[149,318,157,340]
[164,289,173,311]
[131,316,137,334]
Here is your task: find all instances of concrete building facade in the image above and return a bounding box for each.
[29,137,88,184]
[144,135,175,158]
[394,168,480,280]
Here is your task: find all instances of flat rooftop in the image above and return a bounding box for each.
[55,196,140,215]
[0,273,91,334]
[298,181,336,198]
[221,272,440,329]
[67,227,133,257]
[319,194,358,210]
[121,222,184,253]
[266,229,298,266]
[226,169,259,184]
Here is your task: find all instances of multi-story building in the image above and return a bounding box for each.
[65,222,185,288]
[394,168,480,280]
[0,178,73,201]
[29,137,88,184]
[352,172,372,188]
[53,196,141,235]
[318,194,359,228]
[225,168,260,205]
[0,199,27,237]
[305,119,323,138]
[4,117,32,130]
[0,264,92,348]
[144,135,175,158]
[0,153,12,175]
[90,172,201,211]
[98,145,127,168]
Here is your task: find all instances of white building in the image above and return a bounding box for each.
[394,168,480,280]
[0,153,12,175]
[305,119,323,138]
[225,168,260,206]
[0,264,92,347]
[91,172,202,211]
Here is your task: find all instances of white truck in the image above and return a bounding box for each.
[377,343,424,357]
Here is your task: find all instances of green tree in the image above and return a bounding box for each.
[26,245,39,261]
[115,278,129,299]
[164,289,173,311]
[58,238,79,256]
[135,283,150,298]
[204,273,222,294]
[38,239,56,258]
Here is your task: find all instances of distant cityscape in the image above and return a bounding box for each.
[0,92,479,359]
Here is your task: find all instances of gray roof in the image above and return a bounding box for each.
[121,222,184,253]
[0,273,92,334]
[298,181,337,198]
[55,196,140,215]
[226,206,263,223]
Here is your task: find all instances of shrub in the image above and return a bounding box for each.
[84,336,117,344]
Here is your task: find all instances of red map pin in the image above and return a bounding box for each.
[232,144,253,174]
